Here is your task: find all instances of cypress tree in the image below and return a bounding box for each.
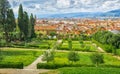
[5,9,16,41]
[29,13,36,38]
[18,4,24,40]
[23,11,29,40]
[0,0,11,42]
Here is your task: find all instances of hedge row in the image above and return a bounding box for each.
[37,63,120,69]
[92,39,113,53]
[0,62,23,69]
[37,63,94,69]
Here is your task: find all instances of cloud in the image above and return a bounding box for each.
[8,0,120,16]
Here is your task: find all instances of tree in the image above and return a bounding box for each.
[42,50,54,63]
[18,4,24,40]
[49,32,57,37]
[90,53,104,67]
[68,51,80,63]
[23,11,29,40]
[0,0,11,42]
[6,9,16,41]
[29,13,36,39]
[68,38,72,50]
[18,4,30,41]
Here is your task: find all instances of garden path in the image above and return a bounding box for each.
[24,55,45,69]
[24,40,62,69]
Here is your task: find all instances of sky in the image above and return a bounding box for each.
[8,0,120,16]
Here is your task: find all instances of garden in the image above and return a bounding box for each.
[58,40,98,52]
[0,48,43,69]
[37,52,120,69]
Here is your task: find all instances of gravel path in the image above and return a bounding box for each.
[97,47,105,53]
[0,69,49,74]
[24,55,45,69]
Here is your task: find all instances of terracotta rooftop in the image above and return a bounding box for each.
[35,25,57,31]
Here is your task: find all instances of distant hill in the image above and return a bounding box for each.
[39,9,120,18]
[104,9,120,17]
[108,9,120,13]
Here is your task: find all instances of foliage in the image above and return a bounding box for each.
[0,0,17,42]
[90,53,104,66]
[68,51,80,62]
[49,32,57,37]
[58,67,120,74]
[0,39,6,47]
[92,31,120,50]
[29,13,36,38]
[18,4,24,40]
[42,50,54,63]
[68,38,72,50]
[0,62,23,69]
[37,63,93,69]
[23,11,29,40]
[0,48,43,66]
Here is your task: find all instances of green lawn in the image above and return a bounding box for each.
[59,40,97,52]
[12,39,56,49]
[59,41,69,50]
[0,48,43,66]
[58,67,120,74]
[116,49,120,56]
[52,52,120,66]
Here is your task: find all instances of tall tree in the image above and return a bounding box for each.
[18,4,24,40]
[0,0,11,42]
[5,9,16,41]
[29,13,36,38]
[23,11,29,40]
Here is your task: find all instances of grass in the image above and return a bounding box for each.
[58,67,120,74]
[0,48,43,66]
[51,52,120,66]
[59,41,69,50]
[53,52,92,65]
[40,67,120,74]
[116,49,120,56]
[59,40,97,52]
[12,39,56,49]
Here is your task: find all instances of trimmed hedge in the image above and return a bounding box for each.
[37,63,120,69]
[92,39,113,53]
[0,62,23,69]
[37,63,94,69]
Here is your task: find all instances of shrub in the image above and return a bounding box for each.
[68,38,72,50]
[81,44,85,48]
[68,51,80,63]
[42,50,54,63]
[0,39,6,47]
[85,46,90,51]
[37,63,66,69]
[37,63,94,69]
[90,53,104,67]
[0,62,23,69]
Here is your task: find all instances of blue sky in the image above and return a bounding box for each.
[8,0,120,16]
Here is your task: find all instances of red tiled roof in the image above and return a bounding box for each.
[35,25,57,31]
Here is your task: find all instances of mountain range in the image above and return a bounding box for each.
[39,9,120,18]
